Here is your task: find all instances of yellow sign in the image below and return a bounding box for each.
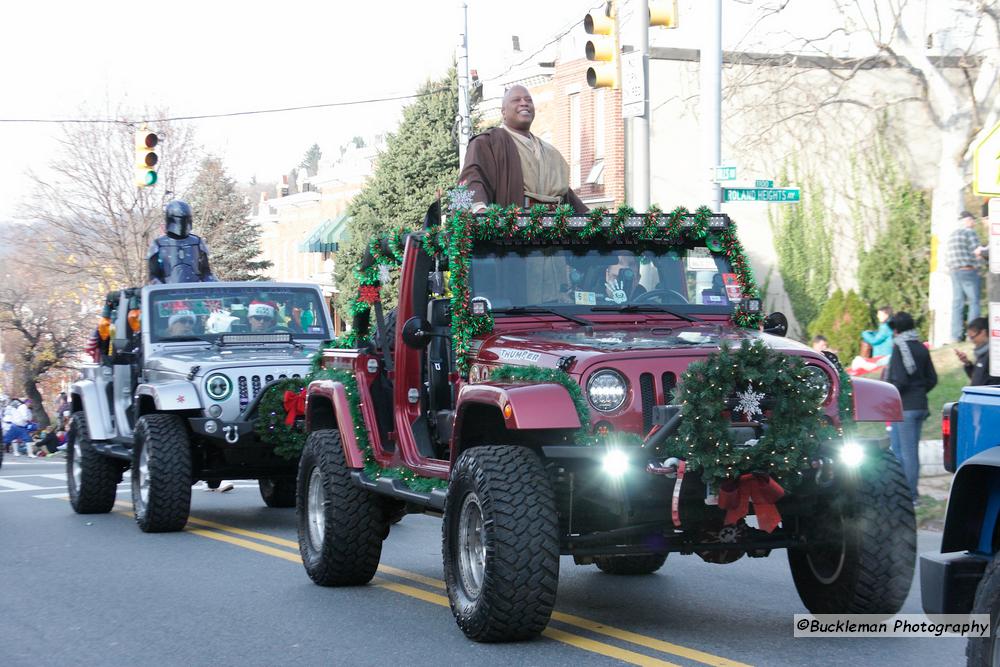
[974,120,1000,196]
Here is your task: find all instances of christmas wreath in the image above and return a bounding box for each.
[254,377,308,460]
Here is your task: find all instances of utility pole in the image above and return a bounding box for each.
[630,1,651,212]
[457,2,472,167]
[701,0,722,212]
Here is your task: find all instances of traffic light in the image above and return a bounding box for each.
[584,4,619,89]
[134,128,159,188]
[649,0,679,28]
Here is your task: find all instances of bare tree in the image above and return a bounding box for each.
[20,106,199,291]
[721,0,1000,343]
[0,229,91,428]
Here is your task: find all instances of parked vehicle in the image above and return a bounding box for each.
[68,282,333,532]
[922,385,1000,665]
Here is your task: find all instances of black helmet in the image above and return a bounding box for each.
[164,200,193,239]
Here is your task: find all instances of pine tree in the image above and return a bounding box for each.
[335,69,460,314]
[299,143,322,177]
[185,157,272,281]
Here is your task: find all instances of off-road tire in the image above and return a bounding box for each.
[259,478,296,508]
[131,414,192,533]
[967,553,1000,666]
[594,553,668,575]
[443,445,559,642]
[788,448,915,614]
[67,411,120,514]
[296,429,386,586]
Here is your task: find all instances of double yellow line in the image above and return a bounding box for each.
[106,500,748,667]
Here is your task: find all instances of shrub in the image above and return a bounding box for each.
[808,289,872,360]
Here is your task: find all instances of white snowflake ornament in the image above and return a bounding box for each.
[734,382,765,422]
[447,185,476,211]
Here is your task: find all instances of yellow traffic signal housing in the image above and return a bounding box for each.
[584,7,619,89]
[649,0,679,28]
[135,129,159,188]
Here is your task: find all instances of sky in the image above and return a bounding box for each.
[0,0,599,222]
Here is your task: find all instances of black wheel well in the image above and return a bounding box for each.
[454,403,573,458]
[307,395,338,432]
[135,395,157,417]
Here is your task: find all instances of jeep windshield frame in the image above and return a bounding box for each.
[468,239,743,320]
[146,284,330,344]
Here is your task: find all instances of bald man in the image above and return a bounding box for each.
[458,85,587,213]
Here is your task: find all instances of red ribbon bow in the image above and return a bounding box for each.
[359,285,381,305]
[282,389,307,426]
[718,473,786,533]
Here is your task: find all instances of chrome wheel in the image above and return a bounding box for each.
[71,435,82,492]
[457,493,486,598]
[307,467,326,549]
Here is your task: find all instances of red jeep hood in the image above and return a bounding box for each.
[472,324,813,369]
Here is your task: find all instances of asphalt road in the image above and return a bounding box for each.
[1,456,967,667]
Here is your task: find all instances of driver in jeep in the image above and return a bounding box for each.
[247,301,282,332]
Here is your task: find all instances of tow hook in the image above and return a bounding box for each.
[223,425,240,444]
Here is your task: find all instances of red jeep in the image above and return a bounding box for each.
[295,205,914,642]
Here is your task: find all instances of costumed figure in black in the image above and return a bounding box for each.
[147,200,216,284]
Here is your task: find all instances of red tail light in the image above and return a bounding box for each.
[942,402,957,473]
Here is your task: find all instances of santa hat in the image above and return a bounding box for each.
[169,310,195,327]
[248,301,277,320]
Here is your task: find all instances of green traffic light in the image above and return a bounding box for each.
[144,170,157,186]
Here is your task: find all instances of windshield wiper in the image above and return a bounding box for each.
[494,306,594,327]
[590,305,703,323]
[158,335,214,343]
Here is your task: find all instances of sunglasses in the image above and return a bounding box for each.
[249,315,273,321]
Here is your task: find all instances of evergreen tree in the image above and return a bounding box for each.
[185,157,272,281]
[808,289,871,360]
[335,69,460,314]
[299,143,322,177]
[768,165,833,339]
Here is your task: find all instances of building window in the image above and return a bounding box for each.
[570,93,581,189]
[594,89,605,160]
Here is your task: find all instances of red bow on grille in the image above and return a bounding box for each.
[718,473,786,533]
[282,389,306,426]
[358,285,381,304]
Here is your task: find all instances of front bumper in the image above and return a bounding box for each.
[920,551,990,615]
[188,417,255,444]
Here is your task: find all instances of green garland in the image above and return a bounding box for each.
[254,377,309,460]
[836,366,856,435]
[661,339,835,487]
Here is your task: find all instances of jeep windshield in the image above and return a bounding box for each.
[469,241,742,317]
[149,286,329,343]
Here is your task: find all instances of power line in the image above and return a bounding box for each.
[0,88,450,125]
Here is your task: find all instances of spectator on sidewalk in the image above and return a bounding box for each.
[956,317,1000,386]
[946,211,985,342]
[885,312,938,503]
[810,335,829,353]
[861,306,894,361]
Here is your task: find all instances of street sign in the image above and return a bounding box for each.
[713,165,737,181]
[722,187,801,203]
[620,51,645,118]
[755,179,774,188]
[975,120,1000,196]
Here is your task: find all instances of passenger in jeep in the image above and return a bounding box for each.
[248,301,280,332]
[459,85,587,213]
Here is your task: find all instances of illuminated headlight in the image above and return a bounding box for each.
[602,449,629,477]
[803,366,832,404]
[587,369,628,412]
[205,373,233,401]
[840,441,864,468]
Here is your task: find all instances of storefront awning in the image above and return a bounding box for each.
[299,214,350,253]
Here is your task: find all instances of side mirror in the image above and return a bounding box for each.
[401,316,433,348]
[761,312,788,337]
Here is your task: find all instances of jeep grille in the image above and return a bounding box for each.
[640,371,678,433]
[236,373,302,410]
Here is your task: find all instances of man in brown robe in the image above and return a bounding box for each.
[458,85,587,213]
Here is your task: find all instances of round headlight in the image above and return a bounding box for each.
[803,366,831,404]
[205,373,233,401]
[587,369,628,412]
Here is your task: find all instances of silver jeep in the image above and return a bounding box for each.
[67,281,333,532]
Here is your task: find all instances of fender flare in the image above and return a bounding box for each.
[941,447,1000,553]
[850,377,903,422]
[306,379,365,469]
[71,380,115,441]
[455,382,583,432]
[135,380,203,412]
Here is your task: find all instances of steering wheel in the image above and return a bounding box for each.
[632,289,689,305]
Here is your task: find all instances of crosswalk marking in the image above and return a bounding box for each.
[33,493,69,499]
[0,478,61,492]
